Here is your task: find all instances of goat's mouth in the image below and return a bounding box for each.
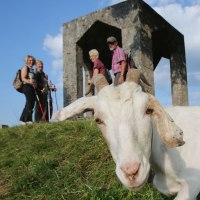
[116,167,150,191]
[127,182,146,191]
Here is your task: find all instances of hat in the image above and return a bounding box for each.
[107,36,117,43]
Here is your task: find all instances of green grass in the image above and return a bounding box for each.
[0,120,174,200]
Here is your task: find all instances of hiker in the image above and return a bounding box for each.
[107,36,127,86]
[34,60,52,122]
[20,55,36,125]
[87,49,106,83]
[85,49,112,95]
[106,36,152,90]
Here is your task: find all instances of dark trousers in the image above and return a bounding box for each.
[35,90,53,122]
[20,84,36,122]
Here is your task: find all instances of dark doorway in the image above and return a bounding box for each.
[152,29,171,70]
[77,20,122,72]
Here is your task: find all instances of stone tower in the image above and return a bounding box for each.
[63,0,188,106]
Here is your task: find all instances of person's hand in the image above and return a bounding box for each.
[118,75,124,84]
[41,88,45,93]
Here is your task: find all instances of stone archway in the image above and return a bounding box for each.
[63,0,188,107]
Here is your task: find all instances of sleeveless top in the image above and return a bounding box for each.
[23,66,35,84]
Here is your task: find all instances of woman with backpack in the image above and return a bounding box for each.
[20,55,36,125]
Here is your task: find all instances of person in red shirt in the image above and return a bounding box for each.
[107,37,152,92]
[87,49,105,84]
[107,36,127,86]
[85,49,111,95]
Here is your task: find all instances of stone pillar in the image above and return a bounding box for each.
[170,35,188,106]
[76,45,84,99]
[127,25,154,94]
[63,26,84,107]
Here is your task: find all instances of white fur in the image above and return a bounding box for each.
[53,82,200,200]
[52,96,96,121]
[152,106,200,200]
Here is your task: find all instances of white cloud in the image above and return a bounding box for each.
[43,31,62,59]
[154,58,172,106]
[154,58,172,105]
[52,58,63,88]
[52,58,63,73]
[43,30,63,108]
[43,29,63,72]
[154,59,171,88]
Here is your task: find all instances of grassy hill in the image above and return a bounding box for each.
[0,120,173,200]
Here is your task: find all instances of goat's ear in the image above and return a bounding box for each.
[147,94,185,147]
[52,96,96,121]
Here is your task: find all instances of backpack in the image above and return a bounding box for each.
[13,69,23,92]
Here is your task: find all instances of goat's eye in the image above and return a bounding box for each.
[146,108,154,115]
[95,118,104,125]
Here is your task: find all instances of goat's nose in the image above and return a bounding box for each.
[121,162,140,179]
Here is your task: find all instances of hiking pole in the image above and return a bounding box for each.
[50,80,58,111]
[54,88,58,111]
[34,89,47,123]
[30,74,46,123]
[47,88,51,122]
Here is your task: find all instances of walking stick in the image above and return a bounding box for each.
[30,74,46,122]
[54,87,58,111]
[47,88,51,121]
[34,89,47,123]
[50,81,58,111]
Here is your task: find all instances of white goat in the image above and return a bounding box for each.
[53,69,200,200]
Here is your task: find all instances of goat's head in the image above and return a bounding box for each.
[53,69,184,190]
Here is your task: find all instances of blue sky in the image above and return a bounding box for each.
[0,0,199,126]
